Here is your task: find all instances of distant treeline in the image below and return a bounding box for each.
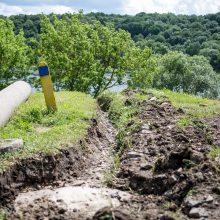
[2,12,220,72]
[0,12,219,98]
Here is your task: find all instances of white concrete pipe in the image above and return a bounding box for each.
[0,81,32,128]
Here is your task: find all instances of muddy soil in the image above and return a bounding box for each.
[109,90,220,219]
[2,110,137,219]
[1,91,220,220]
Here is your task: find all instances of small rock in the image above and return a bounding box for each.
[58,208,66,214]
[149,97,157,101]
[214,201,219,206]
[205,195,214,203]
[0,139,23,153]
[177,167,183,173]
[142,124,150,130]
[215,157,220,163]
[169,175,178,184]
[57,199,64,203]
[34,184,41,190]
[194,172,204,181]
[188,208,208,218]
[141,130,152,135]
[184,197,202,208]
[177,108,185,113]
[184,194,214,209]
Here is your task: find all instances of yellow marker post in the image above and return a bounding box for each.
[38,62,57,111]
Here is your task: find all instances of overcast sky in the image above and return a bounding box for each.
[0,0,220,16]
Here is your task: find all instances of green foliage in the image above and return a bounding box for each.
[0,12,219,98]
[127,47,158,89]
[209,147,220,158]
[0,210,6,220]
[39,14,137,97]
[154,51,219,98]
[0,19,29,89]
[8,12,220,72]
[177,116,193,128]
[0,91,96,171]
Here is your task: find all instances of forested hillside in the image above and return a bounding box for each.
[0,12,220,98]
[6,12,220,72]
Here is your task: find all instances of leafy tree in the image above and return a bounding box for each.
[154,52,219,98]
[0,19,29,90]
[200,48,220,71]
[9,12,220,72]
[39,14,133,96]
[127,47,158,89]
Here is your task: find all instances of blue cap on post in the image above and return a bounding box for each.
[38,66,49,77]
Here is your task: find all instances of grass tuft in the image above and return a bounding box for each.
[209,147,220,158]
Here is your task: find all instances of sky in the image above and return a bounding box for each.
[0,0,220,16]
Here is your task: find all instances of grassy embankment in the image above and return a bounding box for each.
[99,89,220,181]
[0,91,96,171]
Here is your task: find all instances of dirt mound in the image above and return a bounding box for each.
[107,91,220,219]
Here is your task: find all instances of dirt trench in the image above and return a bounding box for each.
[1,109,134,220]
[1,92,220,220]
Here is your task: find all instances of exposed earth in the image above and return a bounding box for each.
[1,90,220,219]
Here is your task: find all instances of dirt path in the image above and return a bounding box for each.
[10,110,133,220]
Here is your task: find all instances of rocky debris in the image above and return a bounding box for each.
[14,186,132,219]
[111,91,220,219]
[183,194,214,209]
[5,110,138,219]
[0,139,23,153]
[154,146,191,172]
[190,150,205,163]
[9,198,73,220]
[188,207,209,218]
[126,151,144,159]
[128,173,176,195]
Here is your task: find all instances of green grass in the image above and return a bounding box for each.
[99,92,140,153]
[209,147,220,158]
[147,89,220,118]
[0,210,7,220]
[0,91,96,171]
[177,116,193,128]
